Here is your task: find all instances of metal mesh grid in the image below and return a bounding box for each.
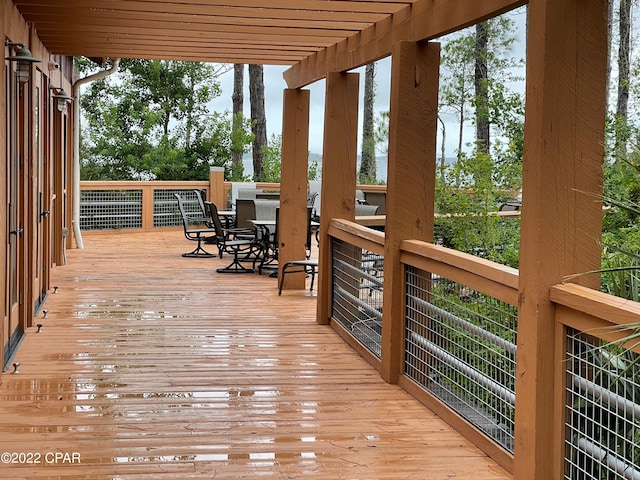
[80,190,143,230]
[154,189,202,228]
[331,238,384,358]
[404,266,518,452]
[564,328,640,480]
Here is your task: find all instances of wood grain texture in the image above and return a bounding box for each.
[0,230,510,479]
[316,72,359,326]
[279,88,310,290]
[382,41,439,384]
[514,1,608,478]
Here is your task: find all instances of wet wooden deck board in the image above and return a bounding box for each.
[0,230,510,479]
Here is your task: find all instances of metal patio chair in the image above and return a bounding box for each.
[174,193,218,258]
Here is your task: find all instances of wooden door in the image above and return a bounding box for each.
[3,63,25,369]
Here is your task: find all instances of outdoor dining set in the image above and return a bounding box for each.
[174,189,321,292]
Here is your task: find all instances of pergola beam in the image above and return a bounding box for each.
[284,0,526,88]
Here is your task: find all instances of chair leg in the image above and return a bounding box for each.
[182,236,216,258]
[216,246,256,273]
[278,263,317,295]
[308,266,316,292]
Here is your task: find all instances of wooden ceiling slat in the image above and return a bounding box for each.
[15,0,411,15]
[42,33,331,49]
[43,40,318,55]
[21,11,372,32]
[13,0,427,66]
[32,23,348,41]
[16,1,388,23]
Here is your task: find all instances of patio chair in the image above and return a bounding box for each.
[193,188,210,221]
[355,204,380,216]
[277,207,318,294]
[204,201,260,273]
[174,193,217,258]
[278,259,318,295]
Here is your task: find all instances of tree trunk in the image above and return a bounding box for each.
[249,64,267,181]
[359,63,377,183]
[475,21,490,155]
[232,64,244,176]
[616,0,631,153]
[605,0,614,112]
[438,115,446,183]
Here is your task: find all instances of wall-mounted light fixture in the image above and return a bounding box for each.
[5,41,40,83]
[50,87,74,113]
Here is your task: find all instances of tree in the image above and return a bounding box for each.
[615,0,632,152]
[231,63,246,180]
[249,64,267,181]
[439,16,523,159]
[360,63,377,183]
[80,60,252,181]
[474,22,490,154]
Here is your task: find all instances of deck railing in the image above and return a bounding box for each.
[79,180,388,232]
[551,283,640,480]
[80,181,209,231]
[329,222,385,360]
[327,219,640,477]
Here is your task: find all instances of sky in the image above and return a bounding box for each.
[208,6,529,161]
[209,58,393,156]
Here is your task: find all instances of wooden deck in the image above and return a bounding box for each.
[0,230,511,479]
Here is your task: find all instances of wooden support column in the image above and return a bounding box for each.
[381,41,439,384]
[208,166,225,209]
[515,1,607,478]
[0,0,7,357]
[279,88,310,290]
[316,72,359,325]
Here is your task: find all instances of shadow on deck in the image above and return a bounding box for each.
[0,230,510,479]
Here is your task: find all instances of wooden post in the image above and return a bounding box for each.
[141,185,154,231]
[381,41,439,384]
[316,72,359,325]
[515,1,607,478]
[208,166,226,209]
[279,88,310,290]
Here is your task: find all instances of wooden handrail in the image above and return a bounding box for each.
[400,239,519,306]
[327,218,385,256]
[551,283,640,353]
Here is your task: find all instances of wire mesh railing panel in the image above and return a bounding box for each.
[331,238,384,358]
[564,328,640,480]
[80,190,143,230]
[404,266,518,452]
[154,189,202,228]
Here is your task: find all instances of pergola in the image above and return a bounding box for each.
[7,1,609,478]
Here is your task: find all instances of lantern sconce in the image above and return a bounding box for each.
[4,41,40,84]
[50,87,74,113]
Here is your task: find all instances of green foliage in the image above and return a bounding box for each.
[262,134,282,183]
[80,60,252,181]
[307,158,320,181]
[439,15,524,159]
[435,150,521,268]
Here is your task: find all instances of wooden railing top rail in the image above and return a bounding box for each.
[401,240,520,306]
[328,218,385,256]
[81,180,209,189]
[551,283,640,353]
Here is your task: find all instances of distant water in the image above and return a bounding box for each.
[242,153,456,183]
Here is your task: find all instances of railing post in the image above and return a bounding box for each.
[515,1,607,478]
[209,166,226,209]
[141,185,154,231]
[380,41,440,384]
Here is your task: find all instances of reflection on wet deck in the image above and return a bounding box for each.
[0,230,510,479]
